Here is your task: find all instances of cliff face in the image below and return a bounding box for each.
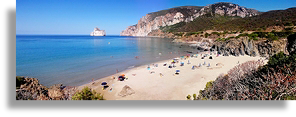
[121,2,260,36]
[121,6,202,36]
[193,2,260,18]
[210,37,287,57]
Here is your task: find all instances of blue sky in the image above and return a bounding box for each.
[16,0,296,35]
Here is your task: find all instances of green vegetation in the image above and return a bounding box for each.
[16,76,24,89]
[263,51,296,73]
[185,31,202,36]
[193,94,197,100]
[179,15,240,32]
[205,32,209,38]
[160,22,186,33]
[172,32,184,37]
[186,95,191,100]
[216,38,229,41]
[205,81,214,90]
[72,87,104,100]
[234,31,294,41]
[193,51,296,100]
[160,8,296,33]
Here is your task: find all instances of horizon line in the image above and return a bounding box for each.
[16,34,121,36]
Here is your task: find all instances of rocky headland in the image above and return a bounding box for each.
[16,76,77,100]
[121,2,260,36]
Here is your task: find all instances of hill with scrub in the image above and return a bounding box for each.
[160,7,296,33]
[187,34,296,100]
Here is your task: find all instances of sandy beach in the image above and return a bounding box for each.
[78,52,267,100]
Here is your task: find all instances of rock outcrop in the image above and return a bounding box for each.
[16,76,77,100]
[121,2,260,36]
[90,27,106,36]
[210,37,287,57]
[193,2,260,18]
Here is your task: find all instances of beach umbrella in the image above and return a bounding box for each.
[101,82,107,86]
[176,70,180,72]
[121,74,125,76]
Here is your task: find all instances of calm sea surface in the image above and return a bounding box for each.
[16,35,197,86]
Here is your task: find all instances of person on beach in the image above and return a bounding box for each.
[160,73,163,77]
[116,69,118,73]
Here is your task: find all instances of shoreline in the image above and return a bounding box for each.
[78,52,267,100]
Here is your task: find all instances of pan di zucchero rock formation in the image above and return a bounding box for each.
[121,2,260,36]
[90,27,106,36]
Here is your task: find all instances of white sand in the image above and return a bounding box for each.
[79,53,267,100]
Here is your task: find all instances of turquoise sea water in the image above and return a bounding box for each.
[16,35,197,86]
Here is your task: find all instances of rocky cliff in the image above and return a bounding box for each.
[121,2,260,36]
[90,27,106,36]
[210,37,287,57]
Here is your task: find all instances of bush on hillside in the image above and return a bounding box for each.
[194,51,296,100]
[72,87,104,100]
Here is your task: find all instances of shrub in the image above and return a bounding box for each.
[72,87,104,100]
[267,52,287,67]
[284,22,293,26]
[267,32,279,41]
[195,51,296,100]
[193,94,197,100]
[16,76,24,89]
[205,81,214,90]
[211,32,220,36]
[186,95,191,100]
[228,36,235,39]
[205,33,209,38]
[248,33,259,40]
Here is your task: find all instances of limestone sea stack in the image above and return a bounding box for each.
[90,27,106,36]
